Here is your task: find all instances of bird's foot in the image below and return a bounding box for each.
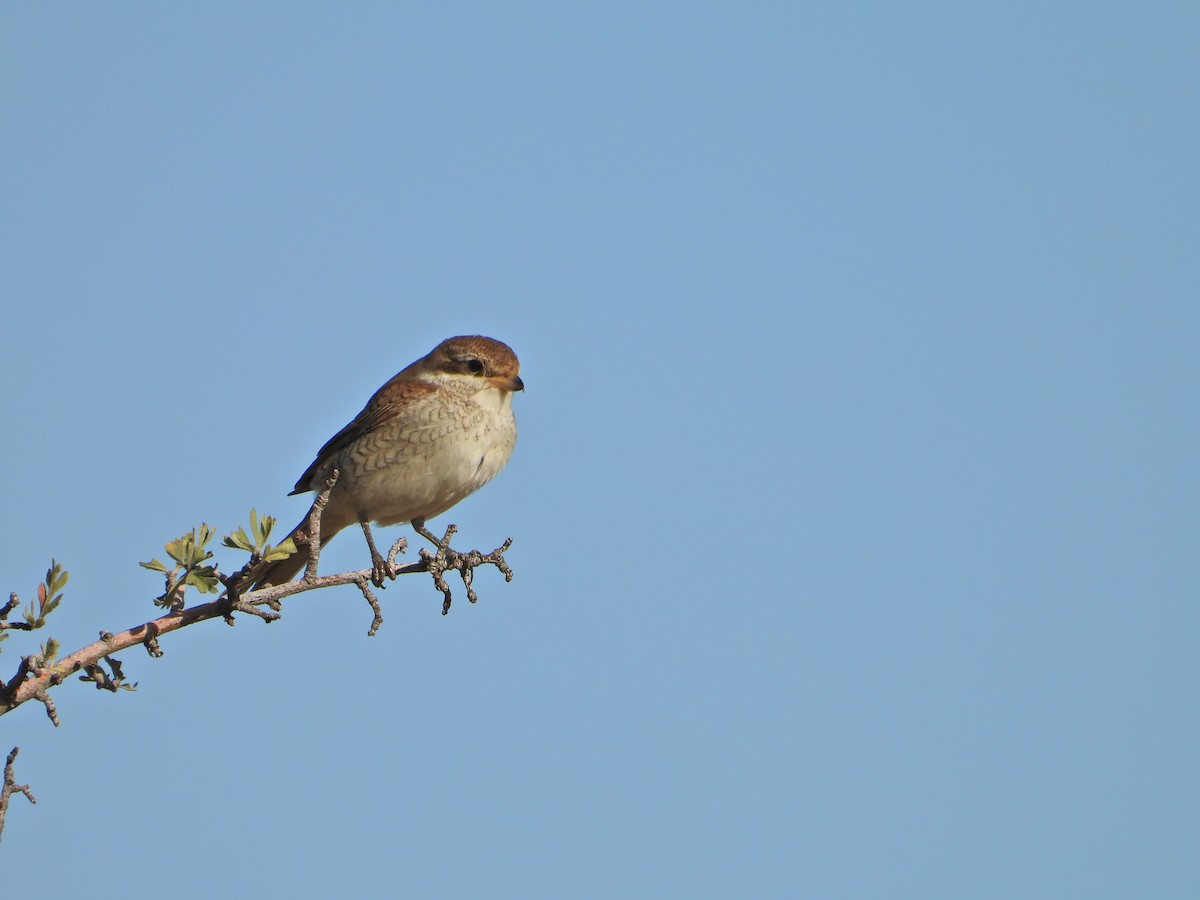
[359,517,401,587]
[369,551,392,588]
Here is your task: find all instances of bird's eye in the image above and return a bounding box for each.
[465,358,485,375]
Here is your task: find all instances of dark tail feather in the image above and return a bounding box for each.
[249,510,342,589]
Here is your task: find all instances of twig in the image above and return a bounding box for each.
[24,658,64,726]
[0,593,33,634]
[416,524,515,615]
[225,601,281,624]
[79,656,135,693]
[353,577,385,637]
[34,691,59,726]
[1,557,417,721]
[0,747,36,842]
[304,469,339,581]
[0,524,514,722]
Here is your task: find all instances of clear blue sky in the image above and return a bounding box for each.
[2,3,1197,897]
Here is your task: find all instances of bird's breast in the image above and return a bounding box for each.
[329,386,516,526]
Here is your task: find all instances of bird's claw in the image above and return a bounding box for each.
[370,553,394,587]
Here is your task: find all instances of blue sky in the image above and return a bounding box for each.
[2,3,1197,897]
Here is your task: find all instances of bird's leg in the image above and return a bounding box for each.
[411,516,445,548]
[358,515,392,587]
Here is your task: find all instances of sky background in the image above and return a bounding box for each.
[2,3,1197,897]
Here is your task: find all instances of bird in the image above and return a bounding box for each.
[250,335,522,589]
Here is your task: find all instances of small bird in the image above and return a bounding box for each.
[251,335,523,588]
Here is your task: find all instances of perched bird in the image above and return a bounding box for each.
[251,335,522,588]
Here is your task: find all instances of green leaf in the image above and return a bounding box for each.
[223,526,253,551]
[164,538,188,565]
[46,560,69,595]
[185,568,220,594]
[197,523,215,550]
[41,637,60,663]
[262,537,298,562]
[140,559,170,573]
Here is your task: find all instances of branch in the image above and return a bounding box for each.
[0,550,418,721]
[0,525,515,722]
[2,474,516,724]
[414,523,515,614]
[0,594,33,634]
[0,747,36,842]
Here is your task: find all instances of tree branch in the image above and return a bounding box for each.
[0,550,411,720]
[0,526,515,722]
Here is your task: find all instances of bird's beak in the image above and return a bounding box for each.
[490,374,525,392]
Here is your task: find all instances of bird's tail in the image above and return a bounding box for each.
[248,507,346,589]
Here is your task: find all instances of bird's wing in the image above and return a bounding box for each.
[290,376,443,495]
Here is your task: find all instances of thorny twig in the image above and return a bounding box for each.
[11,655,64,726]
[0,520,515,722]
[416,523,516,615]
[0,747,36,842]
[79,655,135,693]
[0,593,34,635]
[304,469,339,582]
[220,471,344,620]
[348,534,408,636]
